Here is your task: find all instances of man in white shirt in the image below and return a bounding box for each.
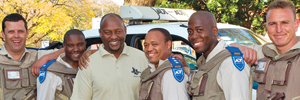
[139,28,189,100]
[37,29,86,100]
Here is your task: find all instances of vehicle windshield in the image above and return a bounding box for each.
[218,29,257,45]
[174,47,189,54]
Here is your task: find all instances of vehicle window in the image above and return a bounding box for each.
[172,40,197,70]
[218,29,257,45]
[184,54,197,70]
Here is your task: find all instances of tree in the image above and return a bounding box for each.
[91,0,120,17]
[0,0,95,47]
[124,0,156,6]
[168,0,300,35]
[155,0,190,9]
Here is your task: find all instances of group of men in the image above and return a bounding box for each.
[0,0,299,100]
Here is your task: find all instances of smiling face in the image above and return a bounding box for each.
[265,8,299,51]
[99,15,126,55]
[63,34,86,62]
[1,20,28,53]
[144,30,171,67]
[187,12,219,58]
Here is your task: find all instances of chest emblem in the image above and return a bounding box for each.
[131,67,141,75]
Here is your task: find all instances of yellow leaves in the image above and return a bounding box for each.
[0,0,95,47]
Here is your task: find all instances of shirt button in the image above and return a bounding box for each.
[274,55,280,60]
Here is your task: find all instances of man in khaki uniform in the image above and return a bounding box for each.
[251,0,300,99]
[139,28,189,100]
[0,13,62,100]
[71,13,148,100]
[232,0,300,99]
[37,29,86,100]
[186,11,250,100]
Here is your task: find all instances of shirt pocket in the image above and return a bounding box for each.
[272,60,291,86]
[3,68,22,89]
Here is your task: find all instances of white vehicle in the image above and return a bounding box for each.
[83,5,264,100]
[83,5,266,66]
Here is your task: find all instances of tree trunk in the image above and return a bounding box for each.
[124,0,156,6]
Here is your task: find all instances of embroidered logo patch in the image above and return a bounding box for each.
[168,56,184,83]
[226,46,245,71]
[131,67,141,75]
[172,67,184,83]
[39,59,56,83]
[232,56,245,71]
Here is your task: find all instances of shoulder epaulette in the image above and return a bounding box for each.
[225,46,245,71]
[168,56,184,83]
[39,59,56,83]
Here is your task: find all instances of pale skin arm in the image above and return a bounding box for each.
[31,48,65,77]
[230,43,257,65]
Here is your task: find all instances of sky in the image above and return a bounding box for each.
[112,0,124,5]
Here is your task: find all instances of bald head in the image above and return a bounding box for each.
[100,13,124,29]
[187,11,219,58]
[189,11,217,28]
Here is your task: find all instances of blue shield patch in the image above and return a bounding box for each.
[168,56,185,83]
[38,59,56,83]
[39,71,46,83]
[232,56,245,71]
[172,67,184,83]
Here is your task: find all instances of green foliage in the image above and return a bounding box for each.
[155,0,191,9]
[173,0,300,35]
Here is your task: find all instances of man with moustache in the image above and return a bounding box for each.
[37,29,86,100]
[232,0,300,99]
[139,28,189,100]
[186,11,250,100]
[71,13,148,100]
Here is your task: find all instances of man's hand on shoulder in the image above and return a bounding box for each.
[31,49,64,77]
[78,50,97,70]
[172,54,190,75]
[230,43,257,65]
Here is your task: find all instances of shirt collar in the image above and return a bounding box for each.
[99,43,130,57]
[206,40,228,62]
[148,59,168,73]
[0,44,29,61]
[56,53,73,69]
[266,41,300,55]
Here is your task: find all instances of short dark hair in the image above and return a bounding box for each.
[100,13,124,29]
[63,29,85,44]
[268,0,296,19]
[2,13,27,32]
[148,28,172,42]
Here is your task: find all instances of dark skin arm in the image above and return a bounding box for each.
[78,50,97,70]
[31,48,65,77]
[173,54,190,75]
